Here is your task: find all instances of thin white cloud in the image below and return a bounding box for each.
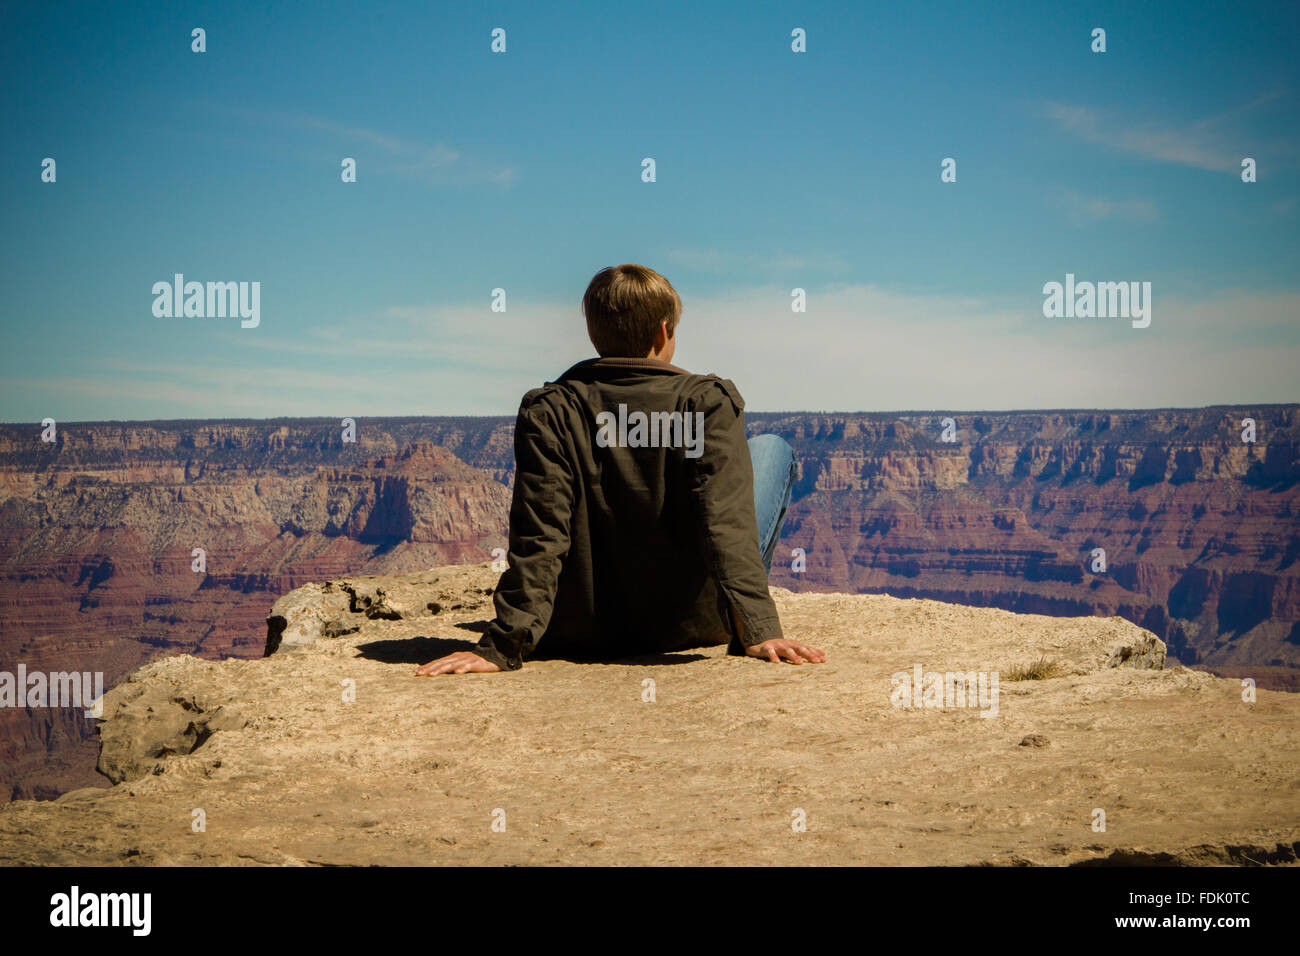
[663,248,850,275]
[218,104,518,188]
[1040,101,1243,172]
[1062,190,1158,224]
[203,300,585,375]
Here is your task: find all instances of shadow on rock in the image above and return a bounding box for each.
[356,635,479,664]
[356,627,709,666]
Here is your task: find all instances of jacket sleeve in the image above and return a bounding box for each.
[475,394,575,670]
[686,378,785,655]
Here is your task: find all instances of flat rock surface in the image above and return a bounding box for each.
[1,563,1296,866]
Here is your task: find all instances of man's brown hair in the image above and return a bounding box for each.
[582,264,681,358]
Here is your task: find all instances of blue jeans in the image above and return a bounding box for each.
[748,434,796,575]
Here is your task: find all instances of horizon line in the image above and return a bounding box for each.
[2,403,1295,427]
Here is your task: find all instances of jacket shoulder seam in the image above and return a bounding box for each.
[520,382,564,408]
[692,374,744,414]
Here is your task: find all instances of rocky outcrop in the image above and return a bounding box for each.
[1,563,1296,867]
[263,569,494,654]
[96,682,247,785]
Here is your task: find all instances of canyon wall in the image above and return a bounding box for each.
[0,405,1296,802]
[749,407,1300,673]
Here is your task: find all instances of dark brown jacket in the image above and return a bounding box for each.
[475,355,785,670]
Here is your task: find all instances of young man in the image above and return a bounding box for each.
[417,264,825,675]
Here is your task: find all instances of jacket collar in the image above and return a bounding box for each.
[558,355,691,379]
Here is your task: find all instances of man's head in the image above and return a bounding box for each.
[582,264,680,361]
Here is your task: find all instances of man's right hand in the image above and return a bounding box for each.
[415,651,502,676]
[743,638,826,665]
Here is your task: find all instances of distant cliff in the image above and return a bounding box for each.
[749,407,1300,673]
[1,405,1297,802]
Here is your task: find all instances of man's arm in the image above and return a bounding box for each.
[417,395,574,675]
[687,379,788,655]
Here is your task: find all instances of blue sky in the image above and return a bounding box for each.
[2,0,1297,420]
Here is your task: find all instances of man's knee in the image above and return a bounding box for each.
[749,434,794,470]
[749,432,790,454]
